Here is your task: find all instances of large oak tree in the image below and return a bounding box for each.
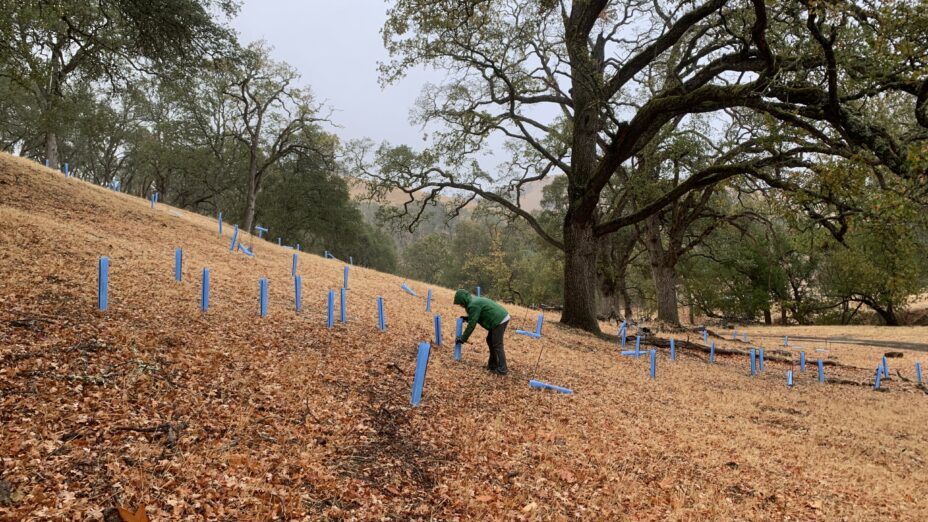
[355,0,928,333]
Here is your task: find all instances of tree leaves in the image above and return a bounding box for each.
[116,505,150,522]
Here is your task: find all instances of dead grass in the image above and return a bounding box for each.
[2,152,928,520]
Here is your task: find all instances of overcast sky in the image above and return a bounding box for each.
[230,1,550,209]
[230,0,433,148]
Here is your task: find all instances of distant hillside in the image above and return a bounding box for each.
[346,175,553,212]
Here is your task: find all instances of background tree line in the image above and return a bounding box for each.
[390,172,928,327]
[0,0,397,271]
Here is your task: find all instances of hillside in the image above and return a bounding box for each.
[2,152,928,520]
[346,175,552,212]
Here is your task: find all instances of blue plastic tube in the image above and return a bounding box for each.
[377,297,385,331]
[454,318,463,361]
[200,268,209,312]
[259,278,268,317]
[98,257,109,311]
[410,342,431,406]
[529,380,573,394]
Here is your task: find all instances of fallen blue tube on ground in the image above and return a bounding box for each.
[237,243,255,257]
[516,314,544,338]
[529,380,573,395]
[401,283,417,296]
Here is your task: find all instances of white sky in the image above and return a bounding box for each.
[230,0,433,147]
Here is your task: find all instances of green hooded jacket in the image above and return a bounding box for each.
[454,289,509,343]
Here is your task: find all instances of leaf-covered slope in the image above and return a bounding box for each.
[2,152,927,520]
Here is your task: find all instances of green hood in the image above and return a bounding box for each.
[454,289,471,306]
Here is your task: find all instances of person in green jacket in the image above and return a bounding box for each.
[454,289,510,375]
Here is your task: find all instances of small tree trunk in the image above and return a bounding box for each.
[617,275,633,320]
[242,186,258,233]
[561,218,601,333]
[763,308,772,325]
[44,45,63,170]
[45,131,59,169]
[598,274,618,319]
[872,302,899,326]
[780,305,788,325]
[242,161,260,233]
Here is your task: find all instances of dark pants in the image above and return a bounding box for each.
[486,320,508,373]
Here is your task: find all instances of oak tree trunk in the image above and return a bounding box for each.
[561,218,601,333]
[652,262,680,325]
[44,44,63,170]
[643,215,680,325]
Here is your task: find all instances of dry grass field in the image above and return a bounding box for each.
[2,152,928,520]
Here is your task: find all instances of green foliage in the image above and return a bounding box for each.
[0,0,236,166]
[257,154,398,273]
[683,222,789,322]
[390,212,563,306]
[819,210,928,325]
[401,233,453,283]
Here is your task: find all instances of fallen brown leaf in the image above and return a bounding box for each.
[117,505,150,522]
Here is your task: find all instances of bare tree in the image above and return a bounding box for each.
[224,43,330,233]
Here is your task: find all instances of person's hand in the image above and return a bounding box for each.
[455,337,463,345]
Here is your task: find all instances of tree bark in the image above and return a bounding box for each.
[643,215,680,325]
[242,174,258,233]
[44,131,59,169]
[43,52,62,169]
[763,308,772,325]
[561,218,601,333]
[241,141,261,233]
[870,301,899,326]
[617,274,633,320]
[652,262,680,325]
